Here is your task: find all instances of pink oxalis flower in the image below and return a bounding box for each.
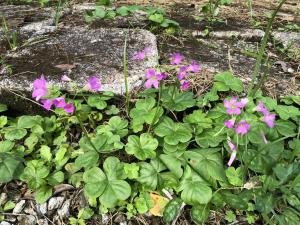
[262,113,276,128]
[177,65,188,80]
[227,139,237,167]
[41,99,53,111]
[170,53,184,65]
[145,68,163,89]
[256,102,269,115]
[32,75,48,101]
[224,118,235,128]
[87,76,101,92]
[188,61,201,73]
[180,80,190,91]
[64,103,75,114]
[133,47,152,60]
[53,97,66,108]
[235,120,250,135]
[224,97,248,115]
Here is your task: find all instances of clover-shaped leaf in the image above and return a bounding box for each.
[154,117,192,145]
[96,116,128,138]
[195,130,225,148]
[125,133,158,160]
[79,134,107,153]
[184,110,212,134]
[0,153,24,183]
[161,87,196,111]
[83,157,131,208]
[130,97,163,132]
[138,158,166,190]
[214,71,243,92]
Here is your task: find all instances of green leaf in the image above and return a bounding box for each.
[148,13,164,23]
[0,140,14,153]
[79,134,107,153]
[138,158,166,189]
[154,117,192,145]
[75,151,99,169]
[129,97,163,132]
[163,198,183,223]
[40,145,52,162]
[124,163,139,179]
[275,105,300,120]
[116,6,130,16]
[222,192,248,210]
[0,153,24,183]
[96,116,128,138]
[47,171,64,186]
[181,180,212,205]
[0,103,8,112]
[184,150,226,182]
[255,193,275,213]
[0,116,7,128]
[78,207,94,220]
[94,6,106,19]
[4,127,27,140]
[3,201,16,211]
[195,130,225,148]
[276,120,297,137]
[18,116,42,129]
[83,167,107,198]
[159,154,183,179]
[191,205,210,224]
[161,87,196,111]
[125,133,158,160]
[214,71,243,92]
[226,167,244,186]
[25,134,39,150]
[87,95,107,110]
[35,186,52,204]
[183,110,212,134]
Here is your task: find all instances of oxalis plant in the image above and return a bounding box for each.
[0,45,300,224]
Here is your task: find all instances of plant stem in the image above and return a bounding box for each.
[248,0,287,97]
[123,34,130,115]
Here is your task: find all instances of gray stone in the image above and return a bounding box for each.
[17,215,36,225]
[48,197,64,211]
[57,199,70,218]
[37,219,48,225]
[101,214,110,224]
[272,31,300,48]
[0,193,8,206]
[36,202,47,215]
[114,213,126,224]
[20,19,56,38]
[0,26,158,114]
[0,221,11,225]
[13,200,26,214]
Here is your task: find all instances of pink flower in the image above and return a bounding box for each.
[61,75,71,82]
[170,53,184,65]
[157,72,168,80]
[224,118,235,128]
[262,113,276,128]
[177,65,188,80]
[87,76,101,92]
[32,75,48,101]
[145,68,160,89]
[224,97,241,115]
[64,103,75,114]
[53,97,66,108]
[256,102,268,115]
[188,61,201,73]
[41,99,53,111]
[133,47,152,60]
[236,98,249,108]
[180,80,190,91]
[227,140,237,167]
[235,120,250,135]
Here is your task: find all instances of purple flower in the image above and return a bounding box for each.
[87,76,101,92]
[224,97,241,115]
[262,113,276,128]
[64,103,75,114]
[227,140,237,167]
[224,118,235,128]
[41,99,53,111]
[177,65,188,80]
[170,53,184,65]
[53,97,66,108]
[61,75,71,82]
[32,75,48,101]
[236,98,249,108]
[180,80,190,91]
[256,102,268,115]
[157,72,168,80]
[133,47,152,60]
[188,61,201,73]
[145,68,161,89]
[235,120,250,135]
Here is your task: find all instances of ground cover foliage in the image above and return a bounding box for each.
[0,52,300,224]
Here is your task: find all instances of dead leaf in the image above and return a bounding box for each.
[149,192,169,217]
[54,64,76,71]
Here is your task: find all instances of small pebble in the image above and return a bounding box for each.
[48,197,64,211]
[287,68,294,73]
[13,200,26,214]
[0,221,11,225]
[57,199,70,218]
[0,193,8,206]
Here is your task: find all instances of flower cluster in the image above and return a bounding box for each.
[224,97,250,135]
[256,102,276,128]
[32,75,102,114]
[144,52,201,91]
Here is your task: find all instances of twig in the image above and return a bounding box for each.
[162,188,173,200]
[171,202,186,225]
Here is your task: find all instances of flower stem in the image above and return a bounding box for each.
[123,34,130,115]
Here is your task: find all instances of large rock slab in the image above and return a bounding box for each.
[0,26,158,113]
